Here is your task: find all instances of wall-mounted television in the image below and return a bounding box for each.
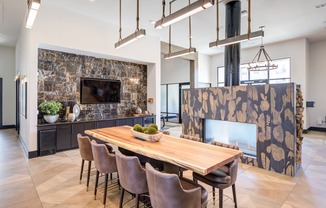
[80,78,121,104]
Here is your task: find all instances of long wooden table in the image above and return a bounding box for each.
[85,126,242,175]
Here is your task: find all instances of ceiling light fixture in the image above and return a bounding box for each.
[164,0,196,59]
[209,0,264,48]
[26,0,41,29]
[155,0,214,29]
[115,0,146,49]
[247,26,278,71]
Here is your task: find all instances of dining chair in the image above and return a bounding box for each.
[178,134,202,177]
[77,133,94,191]
[145,163,208,208]
[91,140,118,206]
[193,142,239,208]
[115,150,148,208]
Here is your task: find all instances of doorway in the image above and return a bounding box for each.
[16,79,20,134]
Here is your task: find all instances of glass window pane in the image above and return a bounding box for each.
[269,58,291,79]
[269,79,290,84]
[218,67,225,83]
[240,65,249,81]
[167,84,179,114]
[160,85,166,113]
[250,70,268,80]
[218,83,225,87]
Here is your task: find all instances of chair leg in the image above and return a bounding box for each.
[86,161,92,191]
[119,188,125,208]
[110,173,113,180]
[103,174,109,205]
[219,189,223,208]
[135,194,140,208]
[212,186,215,205]
[79,159,85,184]
[179,168,183,177]
[232,184,237,208]
[94,171,100,199]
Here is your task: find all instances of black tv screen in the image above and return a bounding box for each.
[80,78,121,104]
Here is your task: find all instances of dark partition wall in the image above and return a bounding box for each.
[182,83,298,176]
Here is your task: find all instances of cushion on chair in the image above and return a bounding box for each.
[179,177,208,206]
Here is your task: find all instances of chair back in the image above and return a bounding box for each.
[115,150,148,194]
[145,163,201,208]
[91,140,117,174]
[211,141,239,185]
[77,134,93,161]
[180,134,201,142]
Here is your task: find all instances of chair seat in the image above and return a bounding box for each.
[193,169,231,185]
[180,177,208,206]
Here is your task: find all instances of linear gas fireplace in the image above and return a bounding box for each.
[204,119,257,157]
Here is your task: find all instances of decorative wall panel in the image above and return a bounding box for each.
[38,49,147,119]
[182,83,298,176]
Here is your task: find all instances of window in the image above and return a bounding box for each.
[217,58,291,86]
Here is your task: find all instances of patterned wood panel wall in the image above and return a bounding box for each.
[182,83,297,176]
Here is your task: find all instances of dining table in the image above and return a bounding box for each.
[85,126,242,175]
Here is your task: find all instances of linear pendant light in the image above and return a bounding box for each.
[164,0,196,59]
[26,0,41,29]
[209,0,264,48]
[115,0,146,49]
[155,0,214,29]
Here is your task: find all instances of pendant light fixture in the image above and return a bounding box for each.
[164,0,196,59]
[209,0,263,48]
[26,0,41,29]
[247,26,278,71]
[115,0,146,49]
[155,0,214,29]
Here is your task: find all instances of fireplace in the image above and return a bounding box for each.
[204,119,257,157]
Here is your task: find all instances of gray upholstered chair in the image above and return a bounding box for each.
[193,142,239,208]
[178,134,202,177]
[77,134,94,191]
[91,140,118,206]
[115,150,148,208]
[146,163,208,208]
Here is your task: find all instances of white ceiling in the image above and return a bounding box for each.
[0,0,326,55]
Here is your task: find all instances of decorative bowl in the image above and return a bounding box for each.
[130,129,162,142]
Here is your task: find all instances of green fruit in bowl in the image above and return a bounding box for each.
[133,124,143,132]
[149,124,158,131]
[146,127,158,135]
[142,127,149,133]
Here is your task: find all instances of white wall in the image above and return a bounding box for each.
[0,46,16,126]
[197,53,211,84]
[16,2,161,153]
[210,38,309,129]
[161,56,190,84]
[308,40,326,128]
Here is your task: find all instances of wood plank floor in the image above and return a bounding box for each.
[1,128,326,208]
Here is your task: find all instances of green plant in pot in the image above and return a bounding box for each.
[39,100,63,123]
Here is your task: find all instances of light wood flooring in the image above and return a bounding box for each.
[1,128,326,208]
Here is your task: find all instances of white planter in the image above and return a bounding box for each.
[43,115,59,124]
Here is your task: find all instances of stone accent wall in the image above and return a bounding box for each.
[182,83,298,176]
[37,49,147,119]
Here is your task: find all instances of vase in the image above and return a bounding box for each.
[43,115,59,124]
[67,113,75,122]
[135,106,142,114]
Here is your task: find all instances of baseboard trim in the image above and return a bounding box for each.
[0,125,16,129]
[308,127,326,132]
[303,129,309,134]
[28,151,38,158]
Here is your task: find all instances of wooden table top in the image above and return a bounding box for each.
[85,126,242,175]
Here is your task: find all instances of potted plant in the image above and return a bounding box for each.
[39,100,63,123]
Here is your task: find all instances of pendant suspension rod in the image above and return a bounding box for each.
[168,1,172,54]
[216,0,219,41]
[136,0,139,31]
[247,0,251,39]
[189,0,192,48]
[119,0,122,40]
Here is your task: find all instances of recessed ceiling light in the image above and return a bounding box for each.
[89,0,95,2]
[150,20,156,24]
